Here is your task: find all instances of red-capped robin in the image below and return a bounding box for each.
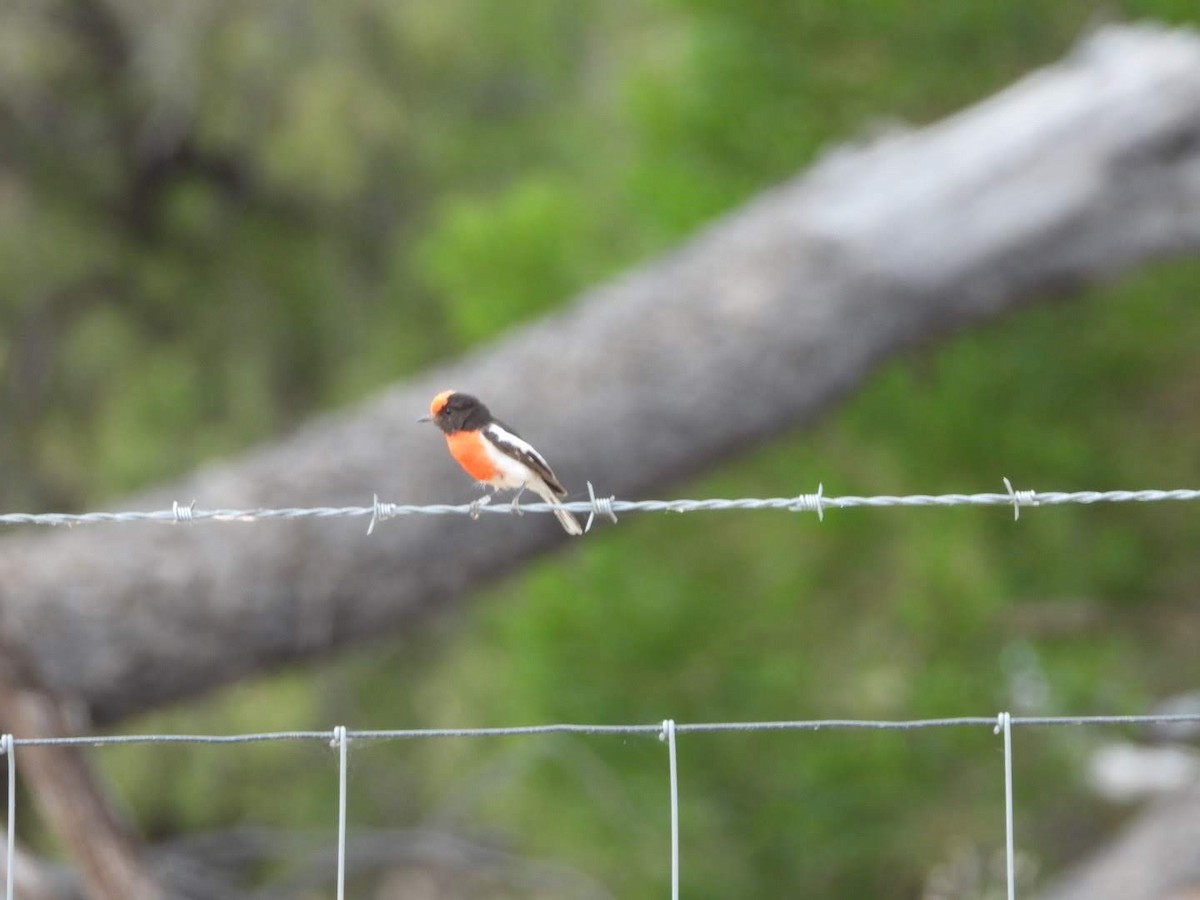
[419,390,583,536]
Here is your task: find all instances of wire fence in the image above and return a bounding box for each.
[0,480,1197,533]
[2,480,1199,897]
[5,713,1200,899]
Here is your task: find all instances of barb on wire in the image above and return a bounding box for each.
[789,483,825,520]
[0,482,1198,530]
[172,499,197,524]
[584,481,618,533]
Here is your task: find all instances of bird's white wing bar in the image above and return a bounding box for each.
[483,423,564,495]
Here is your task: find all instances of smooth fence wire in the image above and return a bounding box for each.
[332,726,348,900]
[661,719,679,900]
[8,714,1200,746]
[997,712,1015,900]
[2,735,12,900]
[0,482,1198,532]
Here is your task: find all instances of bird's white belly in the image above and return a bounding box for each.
[479,442,532,490]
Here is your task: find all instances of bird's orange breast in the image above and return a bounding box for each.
[445,430,500,482]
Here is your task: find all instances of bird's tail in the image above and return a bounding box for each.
[531,482,583,536]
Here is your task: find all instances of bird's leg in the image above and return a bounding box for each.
[509,485,526,517]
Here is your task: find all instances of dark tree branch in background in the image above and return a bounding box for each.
[62,0,130,78]
[23,0,302,239]
[0,23,1199,723]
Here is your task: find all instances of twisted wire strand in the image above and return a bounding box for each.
[1,486,1197,528]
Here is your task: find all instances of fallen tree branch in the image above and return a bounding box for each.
[1,23,1199,728]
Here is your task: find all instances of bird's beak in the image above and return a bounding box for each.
[416,415,431,423]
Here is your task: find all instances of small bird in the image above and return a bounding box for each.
[419,390,583,536]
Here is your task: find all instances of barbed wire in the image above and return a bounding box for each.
[0,480,1197,533]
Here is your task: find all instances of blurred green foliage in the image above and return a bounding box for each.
[3,0,1200,896]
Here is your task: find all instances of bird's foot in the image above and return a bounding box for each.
[509,486,526,517]
[468,495,491,520]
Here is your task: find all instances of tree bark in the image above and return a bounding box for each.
[1,23,1200,730]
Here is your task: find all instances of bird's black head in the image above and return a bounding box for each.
[423,390,492,433]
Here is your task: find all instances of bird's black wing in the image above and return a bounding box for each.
[484,422,568,497]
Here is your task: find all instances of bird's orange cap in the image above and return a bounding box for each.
[429,390,456,417]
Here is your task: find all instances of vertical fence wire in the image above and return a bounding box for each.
[333,726,348,900]
[662,719,679,900]
[997,712,1015,900]
[2,735,13,900]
